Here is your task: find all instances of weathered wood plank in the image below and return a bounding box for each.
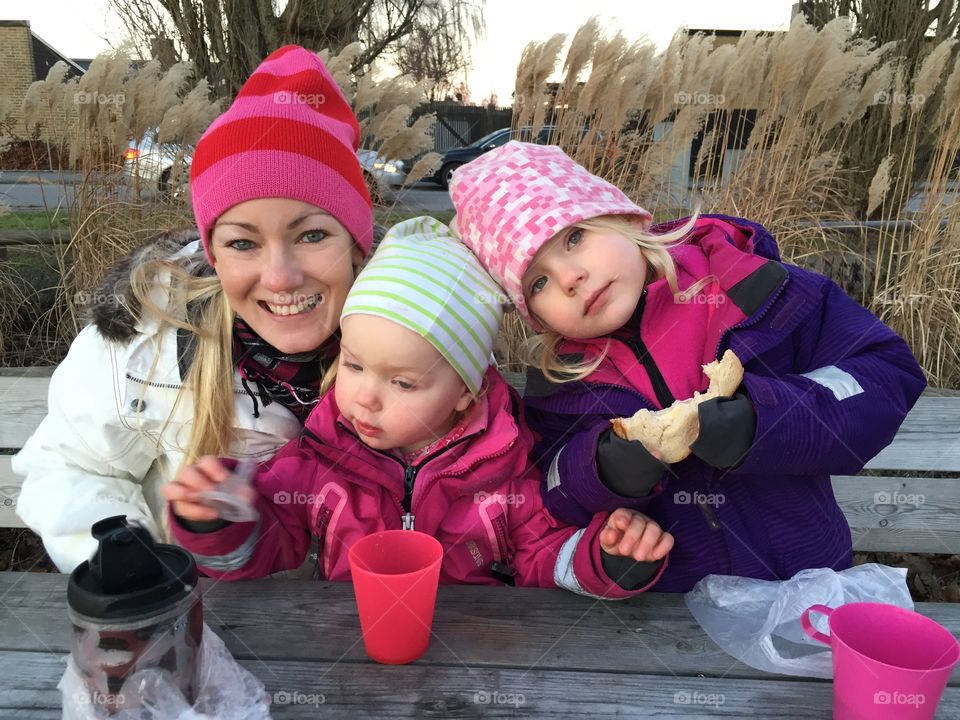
[0,377,48,449]
[1,574,957,687]
[2,375,958,470]
[0,458,25,528]
[836,475,960,554]
[2,463,959,552]
[866,396,960,471]
[4,649,960,719]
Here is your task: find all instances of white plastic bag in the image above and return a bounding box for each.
[684,563,913,678]
[60,623,271,719]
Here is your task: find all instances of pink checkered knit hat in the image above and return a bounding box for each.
[449,141,651,328]
[190,45,372,263]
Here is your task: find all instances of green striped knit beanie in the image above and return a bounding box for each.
[341,216,504,395]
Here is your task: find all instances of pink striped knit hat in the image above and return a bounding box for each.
[449,141,651,328]
[190,45,372,263]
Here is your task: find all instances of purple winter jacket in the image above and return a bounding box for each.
[523,214,927,593]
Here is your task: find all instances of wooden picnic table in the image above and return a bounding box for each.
[1,572,958,718]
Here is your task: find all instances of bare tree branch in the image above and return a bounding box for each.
[110,0,485,97]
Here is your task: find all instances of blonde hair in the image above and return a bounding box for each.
[130,255,237,464]
[130,252,343,468]
[522,212,715,383]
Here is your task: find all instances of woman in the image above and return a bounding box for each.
[14,45,374,572]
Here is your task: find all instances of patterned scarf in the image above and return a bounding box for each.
[232,316,336,422]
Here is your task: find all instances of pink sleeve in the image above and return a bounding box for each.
[168,440,317,580]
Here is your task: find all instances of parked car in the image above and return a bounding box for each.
[430,126,558,189]
[124,131,191,196]
[357,149,407,187]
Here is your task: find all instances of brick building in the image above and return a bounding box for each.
[0,20,87,139]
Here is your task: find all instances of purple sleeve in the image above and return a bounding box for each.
[733,275,927,477]
[524,393,665,526]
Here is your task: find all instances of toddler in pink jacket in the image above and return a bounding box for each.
[165,218,672,597]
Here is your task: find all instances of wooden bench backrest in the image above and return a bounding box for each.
[1,370,958,554]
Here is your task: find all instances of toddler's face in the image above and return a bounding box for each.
[523,224,648,338]
[335,315,474,455]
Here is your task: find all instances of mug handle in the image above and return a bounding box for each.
[801,604,834,645]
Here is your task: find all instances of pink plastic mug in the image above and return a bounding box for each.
[801,602,960,719]
[348,530,443,665]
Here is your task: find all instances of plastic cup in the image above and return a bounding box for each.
[348,530,443,665]
[802,602,960,719]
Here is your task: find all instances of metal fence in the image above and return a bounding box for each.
[415,103,513,152]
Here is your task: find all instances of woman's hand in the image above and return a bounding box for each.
[162,455,232,522]
[600,508,674,562]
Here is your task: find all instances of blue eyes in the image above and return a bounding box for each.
[529,228,584,295]
[224,229,327,251]
[226,238,255,251]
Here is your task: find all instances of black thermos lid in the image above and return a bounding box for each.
[67,515,199,620]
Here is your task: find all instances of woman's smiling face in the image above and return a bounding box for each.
[209,197,363,354]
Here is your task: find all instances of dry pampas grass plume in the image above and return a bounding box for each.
[867,154,894,216]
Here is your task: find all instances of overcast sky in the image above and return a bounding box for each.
[18,0,797,102]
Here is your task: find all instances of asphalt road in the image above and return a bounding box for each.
[0,174,453,215]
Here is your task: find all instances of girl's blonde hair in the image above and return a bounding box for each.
[522,212,714,383]
[129,251,339,466]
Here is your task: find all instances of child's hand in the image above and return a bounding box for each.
[600,508,674,562]
[162,455,232,522]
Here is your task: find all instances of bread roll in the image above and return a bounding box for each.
[610,349,744,463]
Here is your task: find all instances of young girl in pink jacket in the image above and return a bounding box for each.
[164,217,673,597]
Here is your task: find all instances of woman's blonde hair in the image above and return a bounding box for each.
[129,251,340,466]
[522,212,714,383]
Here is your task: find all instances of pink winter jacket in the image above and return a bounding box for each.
[170,367,666,598]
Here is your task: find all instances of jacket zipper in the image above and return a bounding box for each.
[125,372,264,396]
[696,495,722,531]
[619,290,676,408]
[315,505,333,577]
[329,422,481,532]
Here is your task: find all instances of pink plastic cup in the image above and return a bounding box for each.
[802,602,960,719]
[348,530,443,665]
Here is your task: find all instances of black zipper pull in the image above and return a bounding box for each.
[402,465,417,512]
[696,496,722,531]
[489,561,517,586]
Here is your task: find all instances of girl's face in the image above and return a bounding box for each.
[210,198,363,354]
[335,315,474,455]
[524,224,648,339]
